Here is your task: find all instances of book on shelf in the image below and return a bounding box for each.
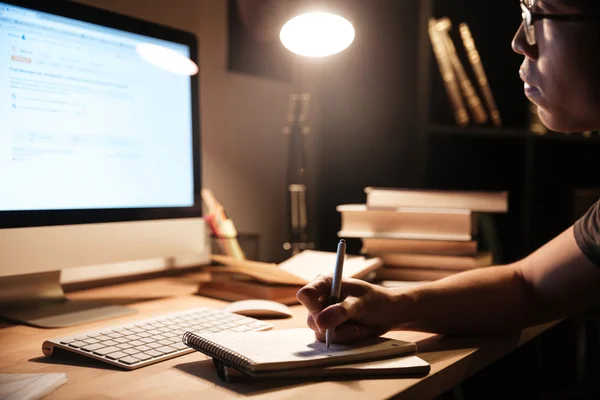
[361,237,478,256]
[428,17,469,126]
[182,328,429,381]
[337,204,478,241]
[364,187,508,213]
[435,17,488,125]
[458,22,502,127]
[376,251,493,271]
[375,267,457,282]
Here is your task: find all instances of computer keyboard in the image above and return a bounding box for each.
[42,307,273,370]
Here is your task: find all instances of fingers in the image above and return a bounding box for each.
[306,314,320,333]
[315,295,365,332]
[311,323,386,344]
[297,274,333,315]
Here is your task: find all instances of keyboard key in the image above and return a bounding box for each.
[93,346,121,356]
[155,346,176,355]
[122,348,141,355]
[119,356,141,365]
[113,337,129,344]
[81,343,106,352]
[131,353,153,362]
[116,343,133,350]
[136,345,152,352]
[68,341,88,348]
[172,342,189,350]
[146,342,165,350]
[232,325,250,332]
[101,340,119,347]
[106,351,129,360]
[143,350,162,358]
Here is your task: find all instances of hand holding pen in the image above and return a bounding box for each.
[297,240,399,345]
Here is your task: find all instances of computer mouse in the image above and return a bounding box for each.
[223,299,293,319]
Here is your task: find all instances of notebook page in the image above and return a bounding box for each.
[278,250,381,283]
[199,328,416,372]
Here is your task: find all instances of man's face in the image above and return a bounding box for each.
[512,0,600,132]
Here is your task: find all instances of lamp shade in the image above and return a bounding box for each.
[280,12,355,57]
[136,43,199,76]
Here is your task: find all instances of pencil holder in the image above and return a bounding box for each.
[210,233,260,261]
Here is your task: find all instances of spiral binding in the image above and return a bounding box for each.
[182,332,254,372]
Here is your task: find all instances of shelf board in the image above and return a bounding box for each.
[428,124,533,138]
[428,124,600,143]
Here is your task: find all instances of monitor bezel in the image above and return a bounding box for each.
[0,0,202,229]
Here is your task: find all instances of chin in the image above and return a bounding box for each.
[537,107,595,133]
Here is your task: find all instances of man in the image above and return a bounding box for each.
[297,0,600,343]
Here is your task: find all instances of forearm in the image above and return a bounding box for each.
[389,226,600,335]
[389,263,536,335]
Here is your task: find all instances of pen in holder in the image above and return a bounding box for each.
[205,214,246,260]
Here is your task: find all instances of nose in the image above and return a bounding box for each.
[512,21,538,59]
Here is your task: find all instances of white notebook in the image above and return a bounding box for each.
[182,328,429,379]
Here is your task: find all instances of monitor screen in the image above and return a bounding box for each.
[0,1,195,212]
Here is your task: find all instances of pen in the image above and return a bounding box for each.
[326,239,346,349]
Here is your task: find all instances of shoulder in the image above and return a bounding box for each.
[574,200,600,267]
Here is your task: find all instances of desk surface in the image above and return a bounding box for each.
[0,272,555,400]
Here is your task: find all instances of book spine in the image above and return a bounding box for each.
[435,18,487,125]
[458,22,502,127]
[182,332,253,372]
[428,18,469,127]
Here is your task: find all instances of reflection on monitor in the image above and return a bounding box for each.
[0,0,208,328]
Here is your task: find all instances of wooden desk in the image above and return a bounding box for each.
[0,273,555,400]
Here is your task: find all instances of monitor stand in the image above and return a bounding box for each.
[0,271,136,328]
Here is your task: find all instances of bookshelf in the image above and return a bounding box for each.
[415,0,600,263]
[314,0,600,264]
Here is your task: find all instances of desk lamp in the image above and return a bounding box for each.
[279,11,355,255]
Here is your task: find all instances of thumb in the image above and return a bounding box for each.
[315,296,365,331]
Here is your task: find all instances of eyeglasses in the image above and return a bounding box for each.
[520,0,599,45]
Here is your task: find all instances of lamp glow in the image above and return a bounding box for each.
[136,43,198,76]
[280,12,355,57]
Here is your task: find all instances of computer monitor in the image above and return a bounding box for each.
[0,0,209,328]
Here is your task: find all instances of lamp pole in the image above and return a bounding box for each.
[283,76,313,255]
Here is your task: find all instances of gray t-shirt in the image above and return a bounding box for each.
[574,200,600,267]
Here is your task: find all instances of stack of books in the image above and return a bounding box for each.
[337,187,508,282]
[198,250,383,305]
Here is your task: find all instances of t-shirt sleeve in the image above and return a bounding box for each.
[574,199,600,267]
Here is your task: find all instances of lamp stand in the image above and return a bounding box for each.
[283,90,314,256]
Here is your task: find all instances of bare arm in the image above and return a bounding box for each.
[395,226,600,334]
